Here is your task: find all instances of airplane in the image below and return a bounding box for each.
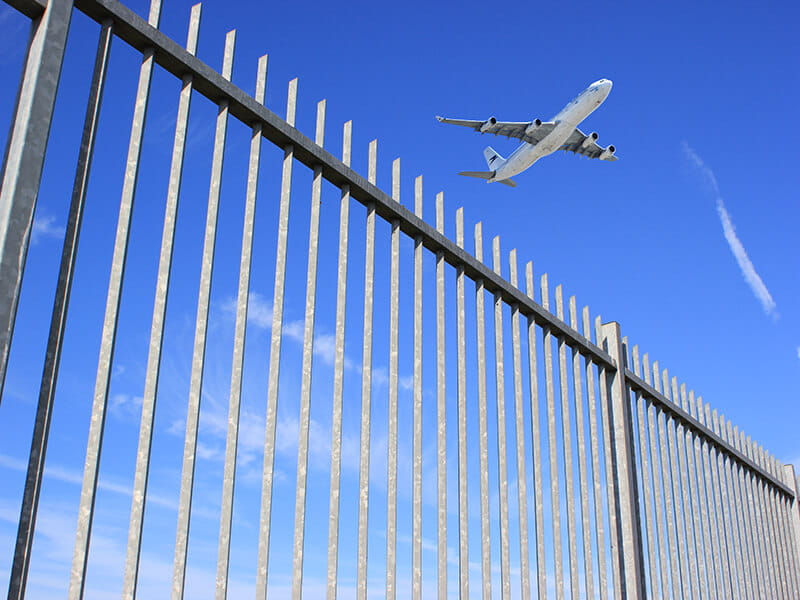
[436,79,617,187]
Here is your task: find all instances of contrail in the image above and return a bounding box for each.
[683,143,777,319]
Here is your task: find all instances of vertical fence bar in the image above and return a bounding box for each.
[585,311,608,600]
[720,416,747,598]
[700,402,731,598]
[772,458,793,598]
[641,356,668,600]
[743,433,769,598]
[455,208,469,600]
[385,156,399,600]
[0,0,74,400]
[679,385,706,597]
[474,222,491,600]
[527,265,547,600]
[173,21,233,600]
[326,120,352,600]
[12,13,106,599]
[12,11,106,599]
[757,445,780,597]
[631,349,657,598]
[129,13,208,599]
[555,287,579,600]
[569,299,593,600]
[652,363,680,599]
[596,319,621,598]
[732,425,758,599]
[696,396,723,599]
[412,175,423,599]
[435,192,447,599]
[356,139,377,600]
[510,252,531,600]
[541,274,564,600]
[215,53,267,600]
[256,77,298,599]
[492,237,512,599]
[69,1,162,597]
[598,323,645,599]
[291,98,327,598]
[670,380,699,600]
[661,372,689,600]
[688,391,714,598]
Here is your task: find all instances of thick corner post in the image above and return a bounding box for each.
[0,0,74,401]
[600,321,646,599]
[784,466,800,573]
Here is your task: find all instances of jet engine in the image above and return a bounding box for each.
[599,145,616,160]
[479,117,497,133]
[580,132,599,149]
[524,118,543,136]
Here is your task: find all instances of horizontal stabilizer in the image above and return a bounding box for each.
[458,171,517,188]
[459,170,493,180]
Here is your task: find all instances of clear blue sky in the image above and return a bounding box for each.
[0,0,798,597]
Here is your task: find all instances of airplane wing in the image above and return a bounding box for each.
[560,127,619,160]
[436,116,556,145]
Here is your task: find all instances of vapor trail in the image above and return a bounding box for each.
[683,142,777,319]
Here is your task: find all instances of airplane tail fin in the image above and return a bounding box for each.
[458,171,517,188]
[483,146,505,170]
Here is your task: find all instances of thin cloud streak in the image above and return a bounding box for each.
[683,143,777,319]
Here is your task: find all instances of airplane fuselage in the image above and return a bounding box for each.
[491,79,612,182]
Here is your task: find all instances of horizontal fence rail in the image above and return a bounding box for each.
[1,0,799,598]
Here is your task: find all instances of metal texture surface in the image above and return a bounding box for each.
[492,237,511,599]
[215,52,267,600]
[0,0,73,399]
[256,77,297,599]
[412,175,423,599]
[510,252,531,600]
[385,157,399,600]
[435,192,447,599]
[356,140,377,600]
[474,222,491,600]
[555,288,579,600]
[326,120,352,600]
[455,208,469,599]
[291,99,326,598]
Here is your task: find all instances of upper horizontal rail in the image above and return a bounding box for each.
[625,368,793,498]
[5,0,45,19]
[68,0,617,370]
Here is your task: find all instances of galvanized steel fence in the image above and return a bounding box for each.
[1,0,799,598]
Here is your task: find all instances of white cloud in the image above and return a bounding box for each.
[683,143,777,319]
[31,213,64,244]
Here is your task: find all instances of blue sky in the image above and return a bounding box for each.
[1,0,798,597]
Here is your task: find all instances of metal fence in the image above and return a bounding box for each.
[1,0,799,598]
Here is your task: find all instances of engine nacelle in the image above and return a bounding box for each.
[580,132,599,149]
[524,118,543,136]
[599,144,616,160]
[479,117,497,133]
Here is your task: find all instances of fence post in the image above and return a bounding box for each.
[784,466,800,572]
[600,321,646,599]
[0,0,74,401]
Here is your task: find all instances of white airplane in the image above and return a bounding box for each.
[436,79,617,187]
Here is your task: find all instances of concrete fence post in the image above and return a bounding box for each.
[600,321,646,599]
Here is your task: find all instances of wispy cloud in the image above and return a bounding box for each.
[683,143,777,319]
[31,213,64,244]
